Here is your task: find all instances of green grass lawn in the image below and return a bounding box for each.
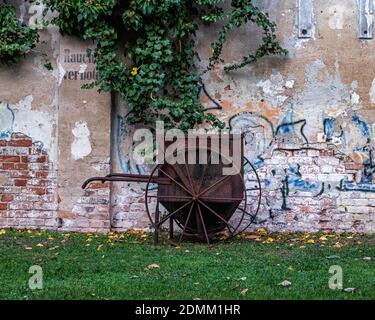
[0,229,374,300]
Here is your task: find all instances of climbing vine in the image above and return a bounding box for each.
[0,3,39,64]
[4,0,287,130]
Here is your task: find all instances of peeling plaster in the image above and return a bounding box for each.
[71,121,92,160]
[369,78,375,104]
[1,96,57,161]
[285,79,295,89]
[295,59,351,140]
[257,72,289,107]
[56,63,66,87]
[13,96,57,159]
[328,5,346,30]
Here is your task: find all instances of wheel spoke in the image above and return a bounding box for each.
[156,200,193,227]
[198,200,235,233]
[197,204,210,245]
[184,162,196,194]
[158,168,194,196]
[148,195,192,201]
[197,152,212,193]
[198,175,231,197]
[237,206,256,221]
[200,197,243,202]
[179,202,195,244]
[171,164,193,193]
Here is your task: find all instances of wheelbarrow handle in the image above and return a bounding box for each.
[82,177,106,190]
[82,174,171,189]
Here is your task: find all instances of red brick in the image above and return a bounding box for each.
[89,183,110,190]
[21,156,29,163]
[1,163,14,170]
[0,156,20,163]
[14,163,28,170]
[320,150,334,157]
[0,203,8,210]
[1,195,13,202]
[36,156,47,163]
[7,139,32,147]
[36,171,49,178]
[0,140,6,146]
[32,188,46,195]
[14,179,27,187]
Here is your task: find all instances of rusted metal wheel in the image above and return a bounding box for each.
[145,150,261,245]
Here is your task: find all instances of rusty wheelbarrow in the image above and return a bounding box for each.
[82,135,261,245]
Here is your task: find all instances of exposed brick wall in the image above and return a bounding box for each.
[1,133,375,234]
[0,133,111,232]
[252,144,375,233]
[58,182,110,233]
[0,133,58,229]
[111,184,151,231]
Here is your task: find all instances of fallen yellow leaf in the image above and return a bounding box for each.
[146,263,160,270]
[240,288,249,296]
[256,228,268,235]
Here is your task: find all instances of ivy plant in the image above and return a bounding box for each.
[19,0,287,130]
[0,3,39,64]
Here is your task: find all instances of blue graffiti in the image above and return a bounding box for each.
[279,165,322,211]
[338,178,375,192]
[115,115,129,173]
[264,179,272,187]
[115,115,146,175]
[352,115,371,140]
[274,105,309,145]
[286,165,319,191]
[350,114,374,184]
[277,105,296,135]
[323,118,335,141]
[253,157,265,169]
[0,102,15,139]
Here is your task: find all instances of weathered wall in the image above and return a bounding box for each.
[112,0,375,233]
[2,0,375,233]
[0,1,111,232]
